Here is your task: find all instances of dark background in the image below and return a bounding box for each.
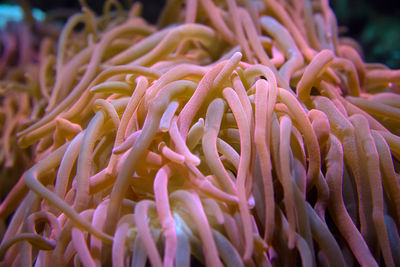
[1,0,400,68]
[331,0,400,68]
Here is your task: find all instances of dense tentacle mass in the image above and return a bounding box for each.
[1,0,400,266]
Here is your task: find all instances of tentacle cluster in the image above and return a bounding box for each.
[0,5,61,206]
[1,0,400,266]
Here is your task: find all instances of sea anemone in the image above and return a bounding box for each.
[0,2,60,207]
[1,0,400,266]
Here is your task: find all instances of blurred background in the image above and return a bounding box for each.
[0,0,399,68]
[331,0,400,69]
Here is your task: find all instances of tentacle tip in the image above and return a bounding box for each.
[233,51,243,59]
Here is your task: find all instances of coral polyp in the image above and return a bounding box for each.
[1,0,400,266]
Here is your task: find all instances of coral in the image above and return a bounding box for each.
[1,0,400,266]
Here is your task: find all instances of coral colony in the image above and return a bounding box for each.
[1,0,400,266]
